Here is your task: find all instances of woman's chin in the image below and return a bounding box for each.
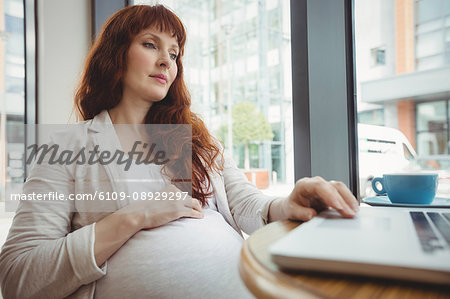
[145,95,166,105]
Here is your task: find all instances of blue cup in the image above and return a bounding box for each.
[371,173,438,205]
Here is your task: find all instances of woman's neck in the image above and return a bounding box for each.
[108,100,151,124]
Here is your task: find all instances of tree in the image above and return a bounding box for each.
[218,101,274,170]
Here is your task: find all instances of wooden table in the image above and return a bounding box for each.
[239,220,450,299]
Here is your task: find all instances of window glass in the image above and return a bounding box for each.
[416,19,443,34]
[133,0,294,197]
[417,130,448,155]
[358,109,384,126]
[416,31,444,58]
[370,47,386,66]
[415,0,449,71]
[403,144,415,160]
[417,101,447,132]
[1,0,25,207]
[417,0,442,22]
[416,53,445,70]
[355,0,450,199]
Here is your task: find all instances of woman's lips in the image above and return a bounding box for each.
[153,77,166,84]
[150,74,167,84]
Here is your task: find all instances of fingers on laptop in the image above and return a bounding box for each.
[330,180,359,212]
[291,206,317,221]
[295,177,358,218]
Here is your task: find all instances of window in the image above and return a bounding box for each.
[415,0,450,70]
[355,0,450,199]
[358,109,384,126]
[371,47,386,66]
[403,143,415,161]
[133,0,294,196]
[416,100,448,155]
[1,0,26,205]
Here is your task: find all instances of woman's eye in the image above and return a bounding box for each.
[143,42,156,49]
[169,53,178,60]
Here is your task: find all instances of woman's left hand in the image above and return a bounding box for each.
[268,176,359,222]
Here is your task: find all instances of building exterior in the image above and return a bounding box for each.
[356,0,450,156]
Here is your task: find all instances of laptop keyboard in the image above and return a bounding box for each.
[443,212,450,223]
[427,212,450,246]
[410,211,450,253]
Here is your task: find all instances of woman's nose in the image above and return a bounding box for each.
[158,54,171,69]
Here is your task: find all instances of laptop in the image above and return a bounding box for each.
[269,206,450,284]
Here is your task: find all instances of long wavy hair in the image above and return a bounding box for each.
[74,5,223,205]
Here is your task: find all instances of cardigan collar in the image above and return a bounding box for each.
[88,110,112,133]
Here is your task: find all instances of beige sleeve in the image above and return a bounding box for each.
[0,151,106,299]
[222,152,279,234]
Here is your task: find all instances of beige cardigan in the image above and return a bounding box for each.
[0,110,277,299]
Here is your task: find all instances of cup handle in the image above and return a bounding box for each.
[372,177,386,195]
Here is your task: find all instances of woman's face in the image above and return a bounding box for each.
[122,27,179,105]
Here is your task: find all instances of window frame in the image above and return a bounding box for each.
[92,0,129,39]
[24,0,37,179]
[290,0,358,197]
[24,0,36,124]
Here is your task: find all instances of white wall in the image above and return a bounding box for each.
[37,0,91,124]
[354,0,396,112]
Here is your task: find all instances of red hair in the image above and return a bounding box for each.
[74,5,223,205]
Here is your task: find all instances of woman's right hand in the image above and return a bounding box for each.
[115,184,204,230]
[94,184,203,267]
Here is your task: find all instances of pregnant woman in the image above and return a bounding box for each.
[0,5,358,299]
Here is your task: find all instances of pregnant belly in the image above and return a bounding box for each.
[94,210,253,299]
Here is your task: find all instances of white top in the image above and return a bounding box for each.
[122,158,218,210]
[94,159,253,298]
